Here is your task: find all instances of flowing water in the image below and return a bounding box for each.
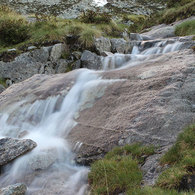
[0,39,189,194]
[103,40,185,70]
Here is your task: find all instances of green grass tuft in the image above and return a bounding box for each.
[175,20,195,36]
[158,124,195,190]
[88,156,142,195]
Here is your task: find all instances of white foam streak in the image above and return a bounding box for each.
[0,69,118,194]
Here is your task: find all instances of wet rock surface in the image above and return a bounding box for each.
[0,183,27,195]
[0,138,37,166]
[0,49,194,188]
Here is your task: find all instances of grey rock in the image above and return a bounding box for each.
[0,183,27,195]
[6,79,13,87]
[130,33,143,41]
[81,50,103,69]
[101,51,114,57]
[141,154,165,186]
[71,51,82,60]
[110,38,131,54]
[50,43,68,62]
[94,37,111,55]
[71,60,81,70]
[0,137,37,166]
[56,59,69,73]
[15,47,50,64]
[0,84,5,93]
[142,24,175,39]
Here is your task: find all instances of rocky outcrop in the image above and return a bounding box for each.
[0,44,70,84]
[0,183,27,195]
[0,138,37,166]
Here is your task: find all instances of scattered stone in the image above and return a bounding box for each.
[0,183,27,195]
[0,138,37,166]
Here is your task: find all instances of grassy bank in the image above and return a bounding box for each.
[0,6,126,54]
[88,124,195,194]
[127,0,195,33]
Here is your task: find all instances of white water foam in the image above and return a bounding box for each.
[0,69,121,195]
[103,41,185,70]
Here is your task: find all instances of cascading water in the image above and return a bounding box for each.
[0,69,120,194]
[103,40,185,70]
[0,37,192,194]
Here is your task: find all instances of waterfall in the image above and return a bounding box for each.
[103,40,186,70]
[0,69,120,194]
[0,36,192,194]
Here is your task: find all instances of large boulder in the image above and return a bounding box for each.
[81,50,103,69]
[0,183,27,195]
[0,138,37,166]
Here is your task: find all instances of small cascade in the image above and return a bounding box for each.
[0,34,193,194]
[0,69,121,195]
[103,40,187,70]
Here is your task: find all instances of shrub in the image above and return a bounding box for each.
[175,20,195,36]
[0,7,30,45]
[80,10,111,24]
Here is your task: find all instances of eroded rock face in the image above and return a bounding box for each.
[0,49,194,186]
[0,183,27,195]
[0,138,37,166]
